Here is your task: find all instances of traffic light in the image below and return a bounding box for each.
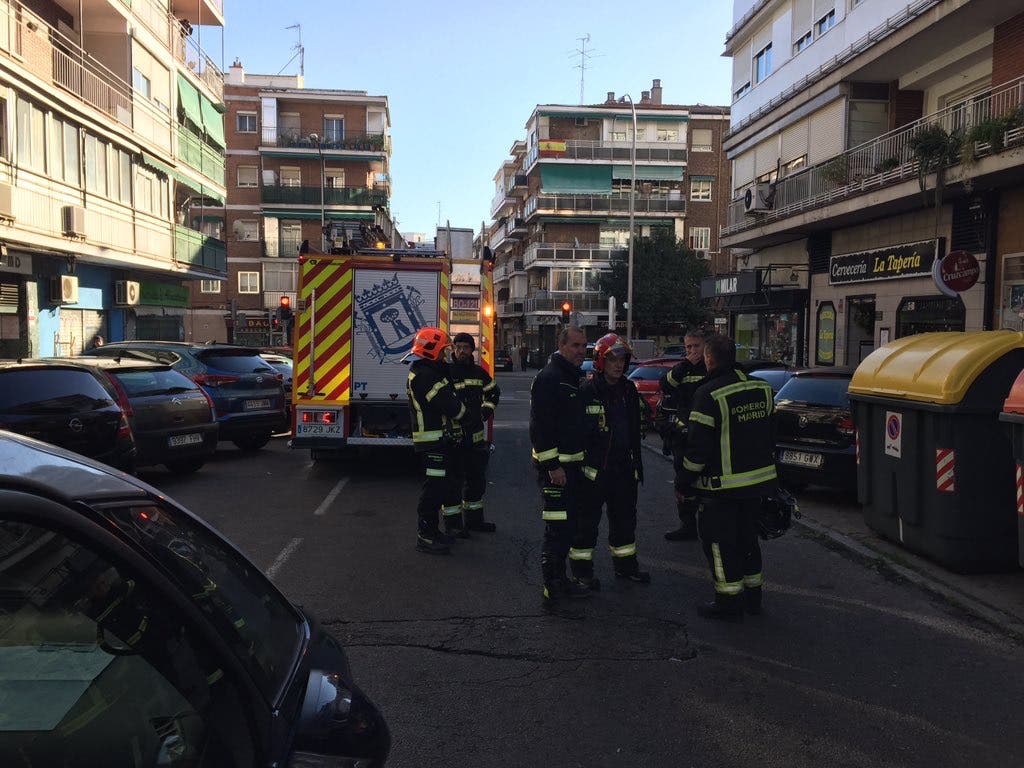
[279,295,293,322]
[561,301,572,323]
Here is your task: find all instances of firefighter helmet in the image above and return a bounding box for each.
[409,327,449,362]
[758,488,800,540]
[593,333,633,373]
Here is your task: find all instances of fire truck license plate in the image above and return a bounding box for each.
[296,424,344,436]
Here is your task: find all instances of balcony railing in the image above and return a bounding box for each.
[526,139,687,168]
[724,76,1024,237]
[523,243,626,268]
[53,47,132,127]
[261,128,388,152]
[491,187,513,217]
[174,225,226,273]
[261,186,386,206]
[177,125,225,184]
[132,0,173,49]
[524,294,606,313]
[506,173,529,194]
[504,217,527,238]
[173,30,223,101]
[526,193,685,217]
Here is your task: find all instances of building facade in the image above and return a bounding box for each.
[486,80,731,359]
[720,0,1024,367]
[0,0,227,357]
[187,61,395,344]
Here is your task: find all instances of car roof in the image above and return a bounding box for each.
[0,359,111,372]
[792,367,856,377]
[99,341,261,353]
[634,357,682,366]
[39,356,173,372]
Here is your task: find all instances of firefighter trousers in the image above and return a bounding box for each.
[571,465,640,580]
[538,465,582,587]
[696,496,763,609]
[670,433,699,526]
[417,449,453,535]
[445,442,491,525]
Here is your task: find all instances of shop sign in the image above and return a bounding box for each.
[140,281,189,308]
[829,240,936,285]
[452,295,480,311]
[933,250,980,298]
[0,250,31,275]
[701,270,759,298]
[816,302,836,365]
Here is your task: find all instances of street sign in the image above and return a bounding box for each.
[885,411,902,458]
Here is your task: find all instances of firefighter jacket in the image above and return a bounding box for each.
[580,374,645,484]
[406,358,465,451]
[450,359,500,446]
[530,352,586,471]
[659,357,707,430]
[677,366,778,499]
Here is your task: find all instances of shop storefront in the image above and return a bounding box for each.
[137,282,189,341]
[0,250,29,359]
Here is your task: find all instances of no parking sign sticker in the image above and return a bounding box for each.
[885,411,902,458]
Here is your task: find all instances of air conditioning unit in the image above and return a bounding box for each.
[0,183,14,222]
[62,205,86,238]
[743,182,773,215]
[115,279,140,306]
[49,275,79,305]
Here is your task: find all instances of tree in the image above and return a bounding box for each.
[598,230,710,336]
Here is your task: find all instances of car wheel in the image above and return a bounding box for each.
[165,457,205,474]
[233,434,271,452]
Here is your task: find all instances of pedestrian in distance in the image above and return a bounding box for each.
[572,333,650,590]
[443,332,501,537]
[659,329,707,541]
[405,327,467,555]
[530,325,590,612]
[676,334,778,621]
[519,344,529,371]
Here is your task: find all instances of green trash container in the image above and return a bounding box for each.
[998,369,1024,568]
[849,331,1024,573]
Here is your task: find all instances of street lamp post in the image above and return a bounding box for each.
[619,94,637,343]
[308,132,326,250]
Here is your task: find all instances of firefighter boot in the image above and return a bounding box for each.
[697,594,745,623]
[665,501,699,541]
[416,531,452,555]
[463,505,497,533]
[614,557,651,584]
[568,558,601,593]
[442,506,470,539]
[744,586,763,615]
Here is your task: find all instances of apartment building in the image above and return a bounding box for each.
[0,0,226,357]
[720,0,1024,367]
[187,61,394,343]
[488,79,730,357]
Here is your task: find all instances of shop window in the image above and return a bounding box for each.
[734,313,760,363]
[816,301,837,366]
[896,296,965,338]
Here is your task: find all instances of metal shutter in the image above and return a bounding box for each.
[808,99,846,164]
[813,0,834,22]
[781,118,810,163]
[733,150,755,189]
[755,137,779,176]
[752,23,772,54]
[792,0,813,41]
[732,41,752,91]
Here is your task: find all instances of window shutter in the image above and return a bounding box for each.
[792,0,813,41]
[781,119,809,163]
[733,150,755,189]
[755,137,779,176]
[813,0,835,21]
[752,23,772,54]
[808,99,846,164]
[732,42,752,91]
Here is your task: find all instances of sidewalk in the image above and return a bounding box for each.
[642,438,1024,641]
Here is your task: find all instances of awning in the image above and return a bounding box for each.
[612,165,685,181]
[540,164,612,194]
[141,152,174,177]
[176,75,203,132]
[262,209,376,220]
[173,170,226,204]
[200,95,225,148]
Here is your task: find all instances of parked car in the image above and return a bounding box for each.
[494,348,515,372]
[747,363,801,394]
[0,430,390,766]
[259,350,293,418]
[773,368,857,491]
[628,357,682,416]
[661,343,686,357]
[83,342,286,451]
[0,360,136,472]
[59,357,218,474]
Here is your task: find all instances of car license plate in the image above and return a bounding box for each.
[244,399,271,410]
[295,423,344,436]
[780,449,823,468]
[168,433,203,448]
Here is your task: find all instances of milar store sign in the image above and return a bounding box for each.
[829,240,937,285]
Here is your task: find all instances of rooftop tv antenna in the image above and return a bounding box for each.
[572,33,597,104]
[278,24,304,76]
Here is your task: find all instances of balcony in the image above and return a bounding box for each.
[524,294,606,313]
[525,193,685,218]
[526,139,687,168]
[504,217,527,239]
[261,186,387,207]
[491,186,514,217]
[523,243,626,269]
[723,76,1024,240]
[174,225,226,274]
[506,173,529,196]
[173,29,224,102]
[498,300,525,317]
[177,125,225,184]
[261,128,388,153]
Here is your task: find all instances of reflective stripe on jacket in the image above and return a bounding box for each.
[407,359,465,451]
[450,360,500,445]
[580,375,645,484]
[530,353,585,470]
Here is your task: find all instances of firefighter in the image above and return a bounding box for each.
[443,332,501,535]
[677,333,778,621]
[659,328,707,541]
[572,333,650,589]
[530,325,590,610]
[405,327,466,555]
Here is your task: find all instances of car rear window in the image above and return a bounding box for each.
[0,369,115,411]
[749,370,793,393]
[776,376,851,407]
[629,366,669,381]
[111,368,200,396]
[196,351,275,374]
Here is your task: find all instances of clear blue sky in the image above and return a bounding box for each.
[221,1,733,239]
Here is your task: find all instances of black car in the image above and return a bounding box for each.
[84,342,286,451]
[0,361,136,472]
[774,368,857,491]
[0,430,390,766]
[748,365,800,394]
[63,357,219,474]
[494,348,514,372]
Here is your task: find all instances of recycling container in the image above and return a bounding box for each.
[998,369,1024,568]
[849,331,1024,573]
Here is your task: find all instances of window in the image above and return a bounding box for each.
[817,9,836,35]
[611,130,627,142]
[734,82,751,100]
[324,117,343,144]
[690,128,713,151]
[236,165,258,187]
[48,116,80,186]
[84,134,107,194]
[279,220,302,256]
[794,30,813,53]
[599,228,630,248]
[656,128,678,142]
[132,67,151,99]
[238,271,260,293]
[16,98,45,172]
[0,97,8,159]
[236,112,257,133]
[690,178,713,201]
[550,268,602,293]
[233,219,258,241]
[62,121,79,185]
[200,279,221,293]
[689,226,711,252]
[264,261,298,292]
[755,43,773,83]
[325,167,345,188]
[783,155,807,176]
[279,166,301,187]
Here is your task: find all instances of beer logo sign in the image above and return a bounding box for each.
[933,250,980,298]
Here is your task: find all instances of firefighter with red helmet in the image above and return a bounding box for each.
[405,326,466,555]
[571,333,650,587]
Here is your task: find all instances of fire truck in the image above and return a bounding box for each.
[290,225,495,459]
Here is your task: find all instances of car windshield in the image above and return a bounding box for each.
[629,366,669,381]
[0,370,115,412]
[96,502,305,701]
[776,375,851,407]
[111,368,200,396]
[197,351,276,374]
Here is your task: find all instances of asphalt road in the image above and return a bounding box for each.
[142,371,1024,768]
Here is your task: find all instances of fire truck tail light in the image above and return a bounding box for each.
[301,410,338,424]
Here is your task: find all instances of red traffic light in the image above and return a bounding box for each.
[561,302,571,312]
[561,301,572,322]
[280,295,291,309]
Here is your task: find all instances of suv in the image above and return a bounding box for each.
[0,361,136,471]
[83,342,286,451]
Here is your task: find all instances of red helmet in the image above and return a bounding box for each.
[410,327,449,362]
[593,333,632,373]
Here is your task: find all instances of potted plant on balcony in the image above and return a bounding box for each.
[910,123,963,210]
[821,156,849,186]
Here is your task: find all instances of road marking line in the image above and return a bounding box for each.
[266,537,303,580]
[313,477,349,516]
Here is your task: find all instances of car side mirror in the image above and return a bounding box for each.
[291,669,390,764]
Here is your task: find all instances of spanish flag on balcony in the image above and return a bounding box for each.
[538,140,567,157]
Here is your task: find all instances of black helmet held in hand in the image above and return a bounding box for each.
[758,488,800,540]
